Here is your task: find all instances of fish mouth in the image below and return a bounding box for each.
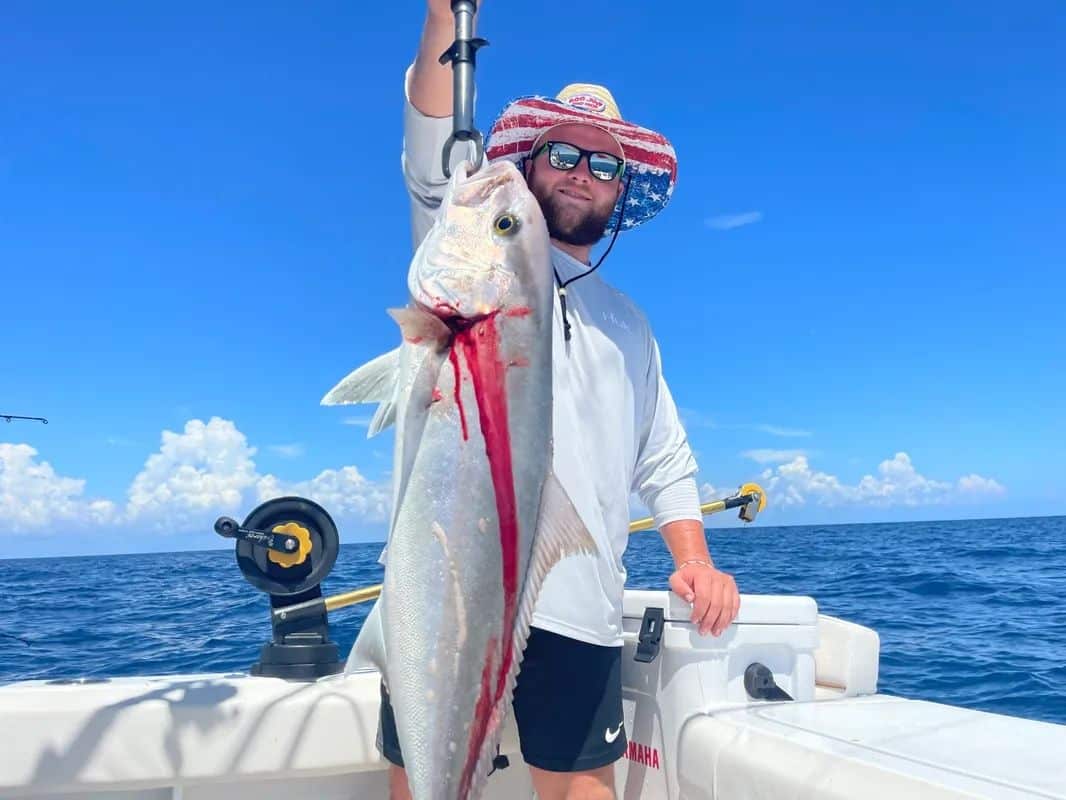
[426,302,497,333]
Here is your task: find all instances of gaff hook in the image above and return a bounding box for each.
[439,0,488,177]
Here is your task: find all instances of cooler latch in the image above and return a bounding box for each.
[634,607,665,663]
[744,662,795,701]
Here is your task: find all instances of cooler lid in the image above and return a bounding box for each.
[622,589,818,626]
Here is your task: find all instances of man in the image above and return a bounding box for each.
[380,2,740,798]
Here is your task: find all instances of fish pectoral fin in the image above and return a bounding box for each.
[321,347,401,407]
[345,595,388,679]
[367,400,397,437]
[386,306,452,346]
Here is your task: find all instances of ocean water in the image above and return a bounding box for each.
[2,516,1065,726]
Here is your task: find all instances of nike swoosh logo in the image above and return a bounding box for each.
[605,722,624,743]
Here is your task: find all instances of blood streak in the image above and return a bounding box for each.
[453,313,520,792]
[448,348,469,440]
[504,306,532,318]
[458,637,498,798]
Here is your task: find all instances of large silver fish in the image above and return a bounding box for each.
[323,159,597,800]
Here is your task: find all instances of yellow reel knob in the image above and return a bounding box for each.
[267,522,313,568]
[739,482,768,512]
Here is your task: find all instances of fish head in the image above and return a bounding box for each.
[409,159,552,327]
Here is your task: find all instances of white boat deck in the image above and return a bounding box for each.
[0,592,1062,799]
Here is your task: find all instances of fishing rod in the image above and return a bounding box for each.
[1,414,48,424]
[271,483,767,625]
[629,482,766,532]
[439,0,488,178]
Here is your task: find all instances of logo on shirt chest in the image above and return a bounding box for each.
[601,310,631,332]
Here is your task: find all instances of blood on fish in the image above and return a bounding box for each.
[504,306,532,318]
[407,336,425,344]
[448,348,469,440]
[431,387,443,403]
[458,637,498,799]
[454,312,520,759]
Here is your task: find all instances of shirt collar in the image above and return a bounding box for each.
[551,246,593,283]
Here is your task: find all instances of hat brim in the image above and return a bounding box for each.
[485,95,677,233]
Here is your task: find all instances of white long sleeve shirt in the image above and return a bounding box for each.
[394,68,703,647]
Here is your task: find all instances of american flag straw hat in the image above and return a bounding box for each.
[484,83,678,234]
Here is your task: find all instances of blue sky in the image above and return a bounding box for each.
[2,1,1063,558]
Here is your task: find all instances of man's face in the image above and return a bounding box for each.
[523,123,626,247]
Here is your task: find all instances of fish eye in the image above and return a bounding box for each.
[493,213,520,236]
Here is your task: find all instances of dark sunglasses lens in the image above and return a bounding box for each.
[589,153,622,181]
[548,143,581,170]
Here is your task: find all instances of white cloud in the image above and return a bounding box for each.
[742,448,809,464]
[4,426,1010,542]
[269,443,305,458]
[956,474,1007,496]
[125,418,261,532]
[256,466,390,524]
[754,424,813,438]
[0,443,119,534]
[706,211,764,230]
[2,417,391,537]
[699,483,727,503]
[759,452,1005,508]
[678,412,811,438]
[678,408,717,430]
[105,436,138,447]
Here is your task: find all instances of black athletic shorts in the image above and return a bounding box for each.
[378,626,627,772]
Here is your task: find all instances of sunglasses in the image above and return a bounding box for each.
[532,140,626,182]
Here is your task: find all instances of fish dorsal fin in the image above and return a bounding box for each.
[464,470,599,800]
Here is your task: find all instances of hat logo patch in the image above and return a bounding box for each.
[567,93,608,114]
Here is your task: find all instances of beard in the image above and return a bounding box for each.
[529,182,616,247]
